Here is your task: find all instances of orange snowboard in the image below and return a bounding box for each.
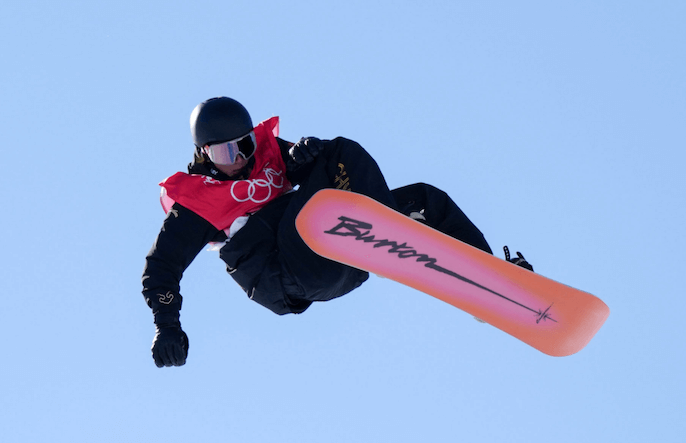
[296,189,609,356]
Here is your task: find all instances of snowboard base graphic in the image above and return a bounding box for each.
[295,189,610,356]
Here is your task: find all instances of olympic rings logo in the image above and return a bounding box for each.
[230,168,285,203]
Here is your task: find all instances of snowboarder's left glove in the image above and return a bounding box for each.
[504,246,534,272]
[287,137,325,171]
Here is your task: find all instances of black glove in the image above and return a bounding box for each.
[287,137,325,171]
[152,325,189,367]
[151,308,188,368]
[504,246,534,272]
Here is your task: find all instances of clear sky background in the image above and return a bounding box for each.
[1,1,684,442]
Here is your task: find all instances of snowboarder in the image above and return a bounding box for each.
[142,97,532,367]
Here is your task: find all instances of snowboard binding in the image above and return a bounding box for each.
[504,246,534,272]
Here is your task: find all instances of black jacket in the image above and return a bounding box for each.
[142,138,367,317]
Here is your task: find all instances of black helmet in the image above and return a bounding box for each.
[190,97,253,148]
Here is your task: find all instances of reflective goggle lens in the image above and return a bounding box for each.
[205,131,256,165]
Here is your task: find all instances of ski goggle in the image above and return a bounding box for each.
[203,131,257,165]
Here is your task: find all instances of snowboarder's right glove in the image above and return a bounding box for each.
[151,311,189,367]
[152,325,189,367]
[287,137,325,171]
[504,246,534,272]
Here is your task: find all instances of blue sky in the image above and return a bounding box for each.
[1,1,684,442]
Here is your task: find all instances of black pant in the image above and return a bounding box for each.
[391,183,492,254]
[277,137,492,306]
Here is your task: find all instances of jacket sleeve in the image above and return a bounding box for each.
[142,203,227,317]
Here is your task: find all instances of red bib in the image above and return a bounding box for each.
[160,116,292,230]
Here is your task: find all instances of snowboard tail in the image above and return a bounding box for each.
[295,189,609,356]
